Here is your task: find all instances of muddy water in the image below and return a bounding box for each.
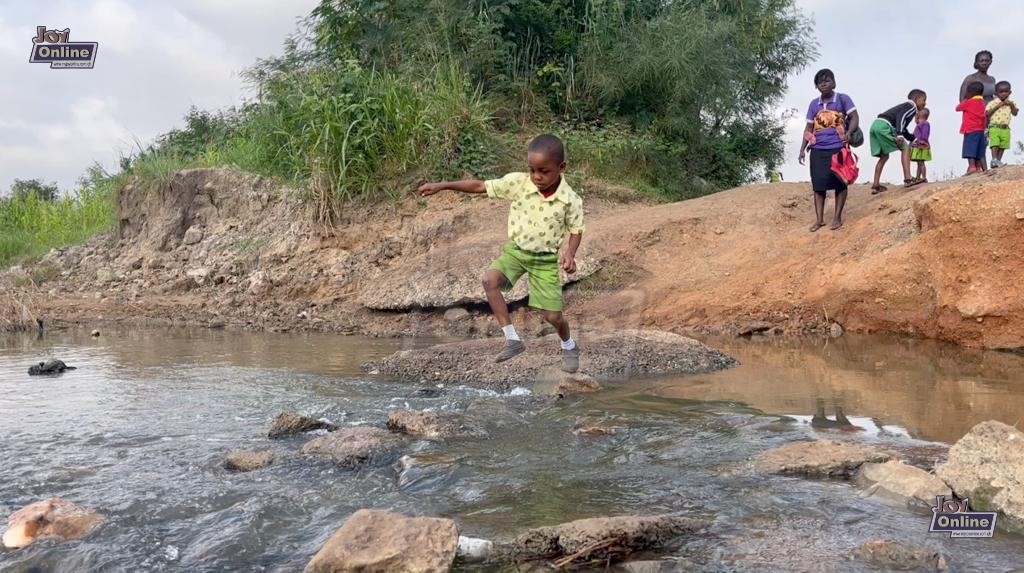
[1,328,1023,572]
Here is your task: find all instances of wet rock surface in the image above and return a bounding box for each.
[386,410,462,439]
[756,439,892,477]
[304,509,458,573]
[223,449,274,472]
[364,330,737,391]
[852,540,948,572]
[856,461,950,507]
[534,369,601,398]
[300,427,398,467]
[27,359,76,375]
[2,498,104,550]
[511,515,706,564]
[936,420,1024,531]
[268,412,338,439]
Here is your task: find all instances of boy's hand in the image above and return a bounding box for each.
[418,182,442,196]
[896,136,906,148]
[559,252,576,274]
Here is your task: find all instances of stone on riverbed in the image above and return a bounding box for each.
[223,449,275,472]
[301,427,398,467]
[363,330,737,391]
[935,420,1024,532]
[756,439,892,477]
[856,461,951,508]
[304,509,458,573]
[852,540,948,572]
[386,410,461,439]
[511,515,706,563]
[268,411,338,439]
[3,498,103,549]
[534,369,601,398]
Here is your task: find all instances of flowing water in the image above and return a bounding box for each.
[1,328,1023,572]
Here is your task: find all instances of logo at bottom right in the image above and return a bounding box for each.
[929,495,998,538]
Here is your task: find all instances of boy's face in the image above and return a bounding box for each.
[997,87,1012,100]
[916,111,927,123]
[816,76,835,95]
[914,95,927,109]
[527,151,564,193]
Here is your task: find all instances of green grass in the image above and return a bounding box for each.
[0,166,121,268]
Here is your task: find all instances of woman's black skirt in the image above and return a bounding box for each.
[809,148,848,194]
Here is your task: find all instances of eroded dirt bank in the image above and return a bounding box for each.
[3,167,1022,350]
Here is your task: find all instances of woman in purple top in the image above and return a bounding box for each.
[798,69,859,232]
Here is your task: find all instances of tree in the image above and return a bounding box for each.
[9,178,60,202]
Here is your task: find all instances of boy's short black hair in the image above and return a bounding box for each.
[965,82,984,97]
[996,80,1012,91]
[907,88,926,100]
[528,134,565,164]
[813,68,834,85]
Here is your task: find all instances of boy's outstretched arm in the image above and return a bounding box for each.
[419,180,486,196]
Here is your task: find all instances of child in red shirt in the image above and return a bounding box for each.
[956,81,988,174]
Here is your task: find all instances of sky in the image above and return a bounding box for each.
[1,0,1022,195]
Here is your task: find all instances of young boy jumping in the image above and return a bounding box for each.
[418,134,584,373]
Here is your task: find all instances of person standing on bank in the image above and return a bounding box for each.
[959,50,996,170]
[798,69,859,232]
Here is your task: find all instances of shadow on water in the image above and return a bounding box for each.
[0,327,1022,572]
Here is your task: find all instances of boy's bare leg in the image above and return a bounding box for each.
[484,269,526,362]
[482,269,512,327]
[900,147,912,180]
[920,161,927,180]
[872,155,888,188]
[542,310,570,341]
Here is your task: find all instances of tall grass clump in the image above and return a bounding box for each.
[0,165,121,267]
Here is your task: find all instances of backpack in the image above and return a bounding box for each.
[830,145,860,185]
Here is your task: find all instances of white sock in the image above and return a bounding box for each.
[502,324,520,341]
[560,337,576,350]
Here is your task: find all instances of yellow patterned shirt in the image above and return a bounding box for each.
[484,172,585,254]
[987,98,1015,127]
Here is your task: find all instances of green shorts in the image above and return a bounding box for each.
[489,242,562,311]
[989,126,1011,150]
[869,118,906,157]
[911,147,932,161]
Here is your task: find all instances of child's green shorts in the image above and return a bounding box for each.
[869,118,907,157]
[989,126,1012,150]
[489,242,562,311]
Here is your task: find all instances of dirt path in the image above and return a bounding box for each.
[3,167,1022,350]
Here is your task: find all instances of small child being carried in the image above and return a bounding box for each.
[910,108,931,182]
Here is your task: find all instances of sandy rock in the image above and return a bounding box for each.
[301,427,397,467]
[829,322,844,338]
[304,509,458,573]
[186,267,213,286]
[857,461,951,507]
[935,420,1024,531]
[756,439,892,477]
[534,369,601,398]
[95,267,116,284]
[364,330,736,391]
[223,449,274,472]
[386,410,460,439]
[183,226,204,245]
[511,515,705,563]
[443,307,470,322]
[357,240,600,310]
[2,499,103,549]
[268,412,338,439]
[852,540,947,571]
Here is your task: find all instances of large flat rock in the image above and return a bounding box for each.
[363,330,737,391]
[511,515,706,563]
[357,239,600,310]
[756,439,892,477]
